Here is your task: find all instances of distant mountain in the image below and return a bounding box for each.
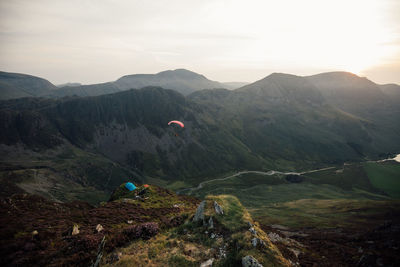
[221,81,249,89]
[52,69,226,97]
[190,73,396,167]
[0,71,58,100]
[379,83,400,103]
[56,82,82,87]
[1,71,400,203]
[305,72,386,117]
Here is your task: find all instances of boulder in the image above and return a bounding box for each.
[193,200,206,222]
[208,217,214,229]
[72,224,80,235]
[251,237,264,247]
[214,201,224,215]
[242,255,263,267]
[200,258,214,267]
[96,224,104,233]
[249,227,257,235]
[251,237,258,247]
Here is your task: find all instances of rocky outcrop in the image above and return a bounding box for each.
[214,201,224,215]
[242,255,263,267]
[200,258,214,267]
[193,200,206,222]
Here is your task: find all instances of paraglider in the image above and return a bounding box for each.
[168,120,184,136]
[125,182,136,191]
[168,120,184,128]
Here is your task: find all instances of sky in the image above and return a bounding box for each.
[0,0,399,85]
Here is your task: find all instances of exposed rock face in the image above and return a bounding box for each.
[214,201,224,215]
[242,255,263,267]
[193,200,206,222]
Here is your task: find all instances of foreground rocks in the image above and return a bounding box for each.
[0,186,199,266]
[242,255,263,267]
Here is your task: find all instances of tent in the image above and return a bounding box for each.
[125,182,136,191]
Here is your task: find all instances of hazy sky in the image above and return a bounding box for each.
[0,0,399,85]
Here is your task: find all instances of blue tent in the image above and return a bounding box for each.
[125,182,136,191]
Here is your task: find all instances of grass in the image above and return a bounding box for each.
[205,195,252,232]
[254,198,400,228]
[363,161,400,198]
[189,161,400,228]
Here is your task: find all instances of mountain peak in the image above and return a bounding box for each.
[156,68,206,79]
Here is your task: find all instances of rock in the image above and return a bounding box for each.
[211,233,216,239]
[242,255,263,267]
[127,220,133,224]
[251,237,258,247]
[208,217,214,229]
[31,230,38,238]
[249,227,257,235]
[96,224,104,233]
[72,224,80,235]
[267,232,282,243]
[193,200,206,222]
[200,258,214,267]
[214,201,224,215]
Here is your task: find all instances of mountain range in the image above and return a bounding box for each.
[1,69,399,203]
[0,69,249,100]
[1,68,400,266]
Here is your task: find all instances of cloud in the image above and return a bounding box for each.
[0,0,399,84]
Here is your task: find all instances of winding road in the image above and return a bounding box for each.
[176,153,400,195]
[176,167,336,194]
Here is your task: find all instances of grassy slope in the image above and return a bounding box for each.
[104,194,289,267]
[190,161,400,228]
[0,144,138,204]
[363,161,400,198]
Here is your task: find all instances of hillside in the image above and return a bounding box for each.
[190,73,400,167]
[52,69,226,97]
[1,76,400,202]
[0,71,58,100]
[0,186,291,267]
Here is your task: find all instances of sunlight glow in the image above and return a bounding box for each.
[0,0,399,83]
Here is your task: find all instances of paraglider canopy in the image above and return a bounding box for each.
[125,182,136,191]
[168,120,184,128]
